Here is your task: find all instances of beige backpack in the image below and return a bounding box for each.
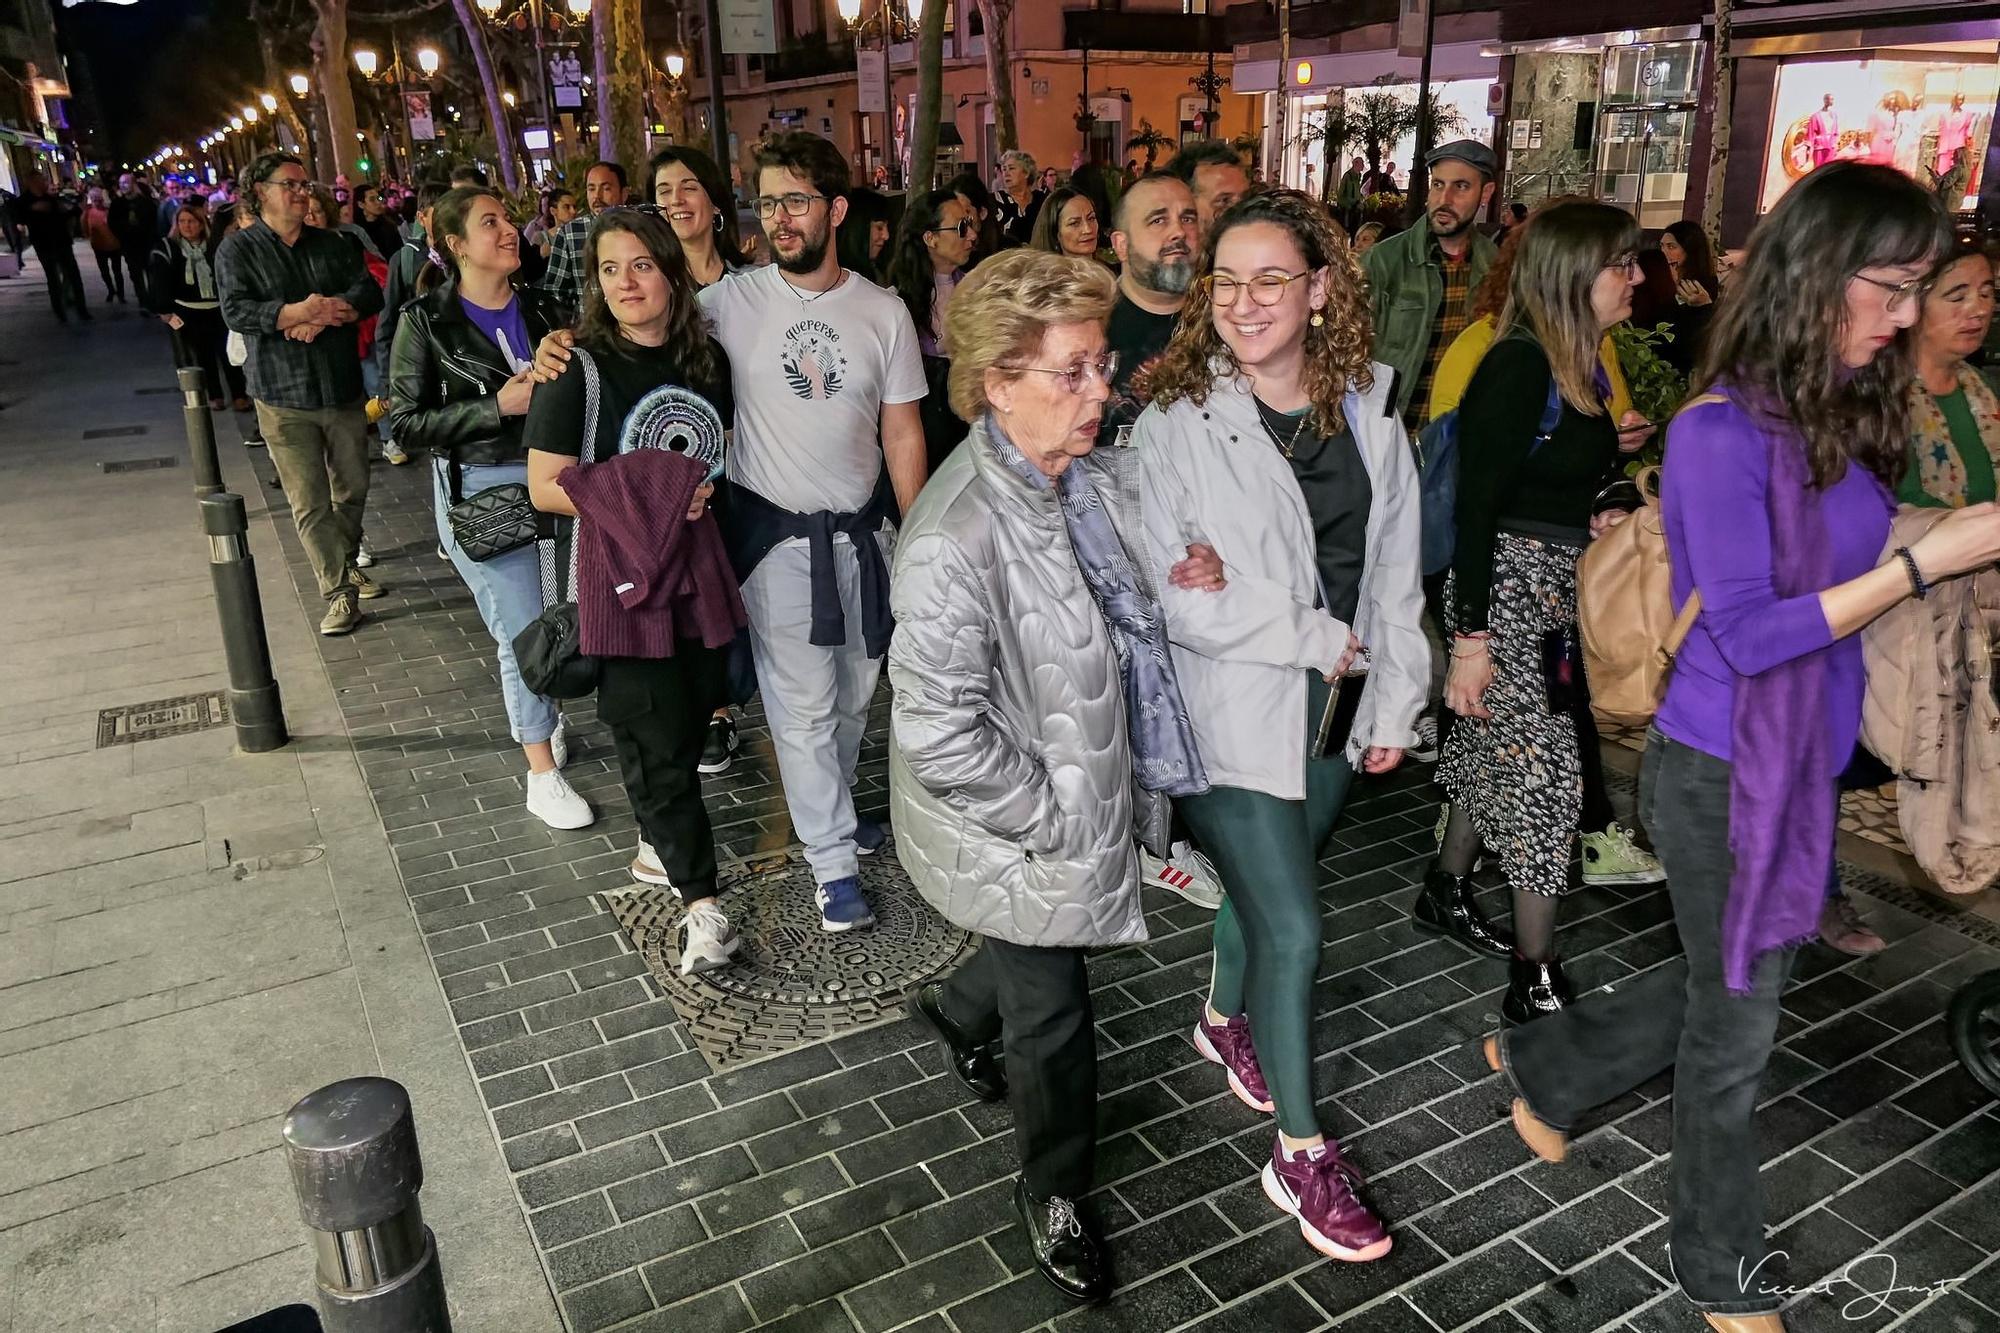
[1577,465,1702,726]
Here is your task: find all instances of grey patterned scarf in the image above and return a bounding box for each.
[988,417,1208,796]
[177,237,215,301]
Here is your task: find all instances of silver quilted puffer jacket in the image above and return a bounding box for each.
[887,420,1149,950]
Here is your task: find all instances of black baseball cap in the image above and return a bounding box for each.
[1425,139,1498,178]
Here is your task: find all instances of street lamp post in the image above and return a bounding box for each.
[354,31,440,180]
[474,0,592,181]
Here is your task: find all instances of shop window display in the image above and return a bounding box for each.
[1760,56,1995,213]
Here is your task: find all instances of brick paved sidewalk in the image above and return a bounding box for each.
[257,447,2000,1333]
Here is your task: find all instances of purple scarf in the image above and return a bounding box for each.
[1722,398,1838,992]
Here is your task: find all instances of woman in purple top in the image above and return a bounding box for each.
[1483,163,2000,1332]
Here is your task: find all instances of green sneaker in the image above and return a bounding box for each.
[1581,822,1665,886]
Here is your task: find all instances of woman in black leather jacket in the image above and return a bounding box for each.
[388,185,596,832]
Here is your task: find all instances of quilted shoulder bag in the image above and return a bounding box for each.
[511,349,603,700]
[445,458,539,563]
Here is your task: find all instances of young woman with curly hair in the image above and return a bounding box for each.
[1132,189,1430,1263]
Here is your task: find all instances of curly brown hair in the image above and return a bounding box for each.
[1142,188,1374,438]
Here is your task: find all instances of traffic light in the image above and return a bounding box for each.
[357,156,373,175]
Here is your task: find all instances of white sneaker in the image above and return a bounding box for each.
[1141,840,1224,910]
[1409,711,1440,763]
[382,438,410,465]
[680,900,740,975]
[354,543,376,569]
[525,769,594,829]
[550,719,570,770]
[632,839,673,886]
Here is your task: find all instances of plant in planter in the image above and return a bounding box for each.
[1608,321,1690,473]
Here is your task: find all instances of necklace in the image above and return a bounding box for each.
[782,268,846,305]
[1254,396,1313,459]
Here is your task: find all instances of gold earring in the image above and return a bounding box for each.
[1310,311,1325,327]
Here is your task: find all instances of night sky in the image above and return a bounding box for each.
[57,0,262,166]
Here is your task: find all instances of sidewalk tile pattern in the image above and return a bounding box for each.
[261,454,2000,1333]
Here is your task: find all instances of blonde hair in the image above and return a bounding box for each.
[943,249,1117,423]
[1495,199,1639,417]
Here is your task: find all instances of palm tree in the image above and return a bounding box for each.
[446,0,519,190]
[975,0,1018,153]
[1700,0,1733,254]
[909,0,948,192]
[307,0,366,180]
[1127,119,1173,172]
[1295,101,1359,203]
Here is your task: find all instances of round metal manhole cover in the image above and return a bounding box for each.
[604,845,978,1068]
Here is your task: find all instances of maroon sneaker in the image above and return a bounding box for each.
[1261,1139,1393,1262]
[1193,1010,1275,1113]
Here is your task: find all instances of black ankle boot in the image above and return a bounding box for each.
[1502,954,1572,1025]
[1410,867,1514,958]
[911,982,1006,1102]
[1014,1178,1110,1302]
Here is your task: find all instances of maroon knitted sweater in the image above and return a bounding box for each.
[557,449,745,659]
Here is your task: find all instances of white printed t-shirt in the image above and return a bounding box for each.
[698,265,927,515]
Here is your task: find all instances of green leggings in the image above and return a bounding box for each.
[1179,675,1357,1138]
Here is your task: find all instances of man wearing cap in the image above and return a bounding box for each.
[1362,139,1498,431]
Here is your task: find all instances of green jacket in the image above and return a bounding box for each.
[1336,170,1364,211]
[1362,217,1498,421]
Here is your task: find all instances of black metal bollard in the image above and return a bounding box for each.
[180,366,224,497]
[201,493,289,753]
[282,1079,453,1333]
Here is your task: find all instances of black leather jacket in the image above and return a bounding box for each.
[387,275,570,469]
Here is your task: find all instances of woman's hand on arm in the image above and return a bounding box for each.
[531,329,576,383]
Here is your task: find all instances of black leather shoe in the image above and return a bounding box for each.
[1502,954,1573,1025]
[1014,1178,1110,1303]
[911,982,1006,1103]
[1410,868,1514,958]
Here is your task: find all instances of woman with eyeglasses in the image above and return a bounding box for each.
[1487,162,2000,1333]
[524,208,747,975]
[1029,186,1110,269]
[891,249,1218,1302]
[1429,202,1640,1025]
[1133,189,1430,1264]
[886,189,978,471]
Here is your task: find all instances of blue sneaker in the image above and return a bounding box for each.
[816,876,876,932]
[854,816,889,856]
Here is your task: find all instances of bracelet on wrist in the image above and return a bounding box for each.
[1895,546,1930,601]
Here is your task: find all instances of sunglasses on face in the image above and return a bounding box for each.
[927,219,975,239]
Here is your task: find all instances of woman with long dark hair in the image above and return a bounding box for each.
[524,209,747,975]
[648,145,746,289]
[947,171,1005,262]
[1487,162,2000,1333]
[1134,190,1430,1264]
[387,186,592,831]
[885,189,977,471]
[1642,220,1720,373]
[836,186,898,283]
[1029,186,1109,267]
[1431,201,1641,1023]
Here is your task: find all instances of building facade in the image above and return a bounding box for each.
[0,0,70,193]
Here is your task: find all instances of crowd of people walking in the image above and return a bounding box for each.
[19,124,2000,1332]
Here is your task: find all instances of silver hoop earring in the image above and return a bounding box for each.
[713,214,723,233]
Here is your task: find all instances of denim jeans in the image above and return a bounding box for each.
[432,459,560,745]
[1500,729,1796,1316]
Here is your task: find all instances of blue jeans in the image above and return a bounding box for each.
[432,459,560,745]
[1502,730,1796,1316]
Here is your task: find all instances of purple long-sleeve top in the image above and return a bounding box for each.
[1656,394,1894,764]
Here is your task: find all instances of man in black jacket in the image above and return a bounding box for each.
[110,173,160,305]
[217,152,384,636]
[15,173,89,322]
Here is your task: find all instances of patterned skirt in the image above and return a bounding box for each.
[1438,532,1584,899]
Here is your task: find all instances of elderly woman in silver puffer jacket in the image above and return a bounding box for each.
[888,249,1220,1307]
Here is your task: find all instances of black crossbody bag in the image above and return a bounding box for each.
[512,349,604,699]
[444,459,539,563]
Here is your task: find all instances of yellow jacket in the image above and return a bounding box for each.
[1426,315,1634,423]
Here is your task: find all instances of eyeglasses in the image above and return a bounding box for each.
[1199,271,1311,307]
[1603,254,1641,275]
[753,192,826,218]
[1853,272,1926,312]
[263,178,313,194]
[927,219,975,238]
[1009,352,1119,395]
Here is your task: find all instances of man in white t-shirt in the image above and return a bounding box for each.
[700,131,928,933]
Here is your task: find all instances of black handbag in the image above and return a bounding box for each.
[445,464,538,563]
[512,349,603,699]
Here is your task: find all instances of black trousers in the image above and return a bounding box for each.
[1504,732,1796,1315]
[93,250,129,299]
[170,306,246,402]
[33,245,87,320]
[941,937,1097,1200]
[598,647,728,903]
